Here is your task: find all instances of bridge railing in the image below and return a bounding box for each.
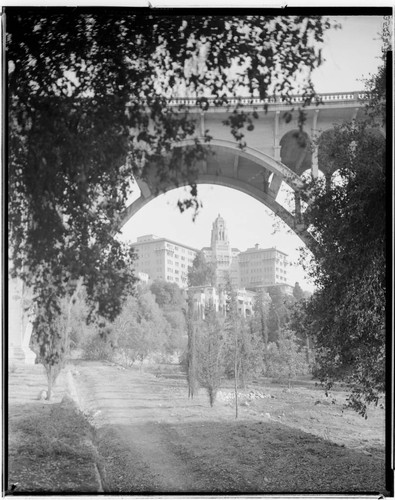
[165,92,369,107]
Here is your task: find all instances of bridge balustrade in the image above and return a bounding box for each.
[129,91,368,110]
[164,92,368,107]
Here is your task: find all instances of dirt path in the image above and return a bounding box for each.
[71,361,387,494]
[72,361,238,492]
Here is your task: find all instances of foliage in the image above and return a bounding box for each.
[196,305,226,407]
[364,15,390,127]
[31,285,85,399]
[299,47,387,415]
[150,280,187,353]
[237,318,265,386]
[82,286,173,366]
[250,289,270,347]
[293,282,305,301]
[223,284,266,386]
[223,278,243,417]
[266,289,296,343]
[150,280,186,310]
[162,310,187,354]
[185,291,199,398]
[83,332,114,362]
[68,286,97,350]
[265,329,309,385]
[32,301,68,399]
[113,290,167,366]
[288,298,314,366]
[188,251,216,287]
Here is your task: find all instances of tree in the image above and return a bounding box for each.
[248,289,271,375]
[185,291,199,398]
[32,298,69,400]
[223,279,243,418]
[188,251,216,287]
[7,10,333,394]
[149,280,187,354]
[67,286,96,351]
[112,288,167,366]
[293,282,304,301]
[150,280,186,310]
[266,288,296,343]
[266,329,308,387]
[298,38,387,416]
[196,305,226,407]
[250,289,270,347]
[289,299,314,365]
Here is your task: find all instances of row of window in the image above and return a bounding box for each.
[167,256,190,263]
[165,243,195,256]
[166,275,187,283]
[241,268,285,275]
[139,255,192,266]
[137,245,196,256]
[240,252,276,261]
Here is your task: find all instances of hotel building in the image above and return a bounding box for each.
[238,244,290,291]
[131,235,198,288]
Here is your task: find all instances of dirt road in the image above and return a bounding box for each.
[71,361,387,494]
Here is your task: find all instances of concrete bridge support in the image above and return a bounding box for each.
[9,278,36,365]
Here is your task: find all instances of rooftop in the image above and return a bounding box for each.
[131,235,199,253]
[242,245,288,256]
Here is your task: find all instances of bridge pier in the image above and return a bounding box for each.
[9,278,36,365]
[311,109,320,179]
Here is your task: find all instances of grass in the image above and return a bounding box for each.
[7,399,102,493]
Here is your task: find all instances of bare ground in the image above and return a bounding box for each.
[71,360,388,494]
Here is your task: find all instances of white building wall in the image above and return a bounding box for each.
[132,235,198,288]
[238,245,289,290]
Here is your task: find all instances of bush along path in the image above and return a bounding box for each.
[69,360,388,495]
[7,363,103,493]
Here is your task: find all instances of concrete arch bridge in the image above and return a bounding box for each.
[120,91,376,249]
[10,91,379,365]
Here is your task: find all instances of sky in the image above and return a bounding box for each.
[118,15,386,292]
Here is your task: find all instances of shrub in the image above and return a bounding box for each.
[82,334,114,361]
[265,329,309,386]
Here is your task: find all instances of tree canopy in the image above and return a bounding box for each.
[188,251,217,287]
[150,280,186,310]
[297,40,388,416]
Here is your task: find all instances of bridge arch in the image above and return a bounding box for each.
[119,139,315,249]
[117,93,369,252]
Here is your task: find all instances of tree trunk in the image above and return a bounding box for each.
[306,335,311,364]
[46,366,54,400]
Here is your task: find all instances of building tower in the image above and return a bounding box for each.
[209,214,232,286]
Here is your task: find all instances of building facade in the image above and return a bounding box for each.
[189,285,256,319]
[238,245,289,291]
[132,218,292,294]
[131,235,198,288]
